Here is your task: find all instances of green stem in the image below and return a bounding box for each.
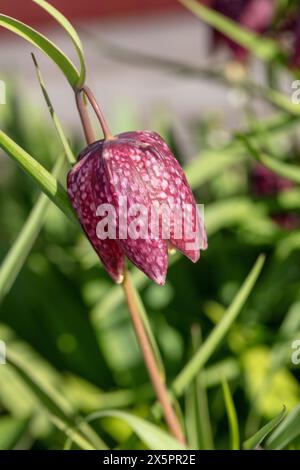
[74,87,185,444]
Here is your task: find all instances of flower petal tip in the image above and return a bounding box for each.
[115,274,125,284]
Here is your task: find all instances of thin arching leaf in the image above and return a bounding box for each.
[266,404,300,450]
[31,53,76,164]
[172,255,265,395]
[86,410,185,450]
[0,130,75,222]
[33,0,86,87]
[6,349,106,450]
[0,15,80,87]
[222,379,240,450]
[244,407,286,450]
[0,156,65,302]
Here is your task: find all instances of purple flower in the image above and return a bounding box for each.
[250,163,294,196]
[208,0,275,61]
[67,131,207,285]
[250,163,298,230]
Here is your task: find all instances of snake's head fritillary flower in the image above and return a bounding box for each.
[250,163,298,230]
[251,163,294,196]
[67,131,207,285]
[208,0,275,61]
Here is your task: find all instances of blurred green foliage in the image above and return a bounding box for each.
[0,0,300,450]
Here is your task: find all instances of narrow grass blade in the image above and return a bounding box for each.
[185,326,214,450]
[0,156,65,302]
[0,15,80,87]
[222,379,240,450]
[0,417,29,450]
[32,53,76,164]
[244,407,286,450]
[173,255,265,396]
[85,410,185,450]
[33,0,85,87]
[6,349,107,449]
[266,404,300,450]
[0,130,75,222]
[50,415,96,450]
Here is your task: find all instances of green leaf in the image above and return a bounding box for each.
[222,379,240,450]
[33,0,86,87]
[6,349,106,450]
[32,53,76,164]
[49,415,96,451]
[0,15,80,87]
[0,64,75,301]
[178,0,281,62]
[185,326,214,450]
[0,129,75,222]
[266,404,300,450]
[0,416,28,450]
[85,410,186,450]
[172,255,265,396]
[244,407,286,450]
[0,156,65,302]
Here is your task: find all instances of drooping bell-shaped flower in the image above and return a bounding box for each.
[67,131,207,285]
[250,163,294,196]
[250,163,298,230]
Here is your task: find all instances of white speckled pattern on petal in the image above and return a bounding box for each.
[118,131,207,262]
[67,131,207,285]
[67,143,125,283]
[103,139,168,285]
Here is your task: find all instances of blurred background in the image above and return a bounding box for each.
[1,0,300,450]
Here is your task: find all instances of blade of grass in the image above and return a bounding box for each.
[0,417,29,450]
[33,0,85,87]
[49,415,96,450]
[244,406,286,450]
[0,15,80,87]
[266,404,300,450]
[193,333,214,450]
[85,410,186,450]
[31,53,76,165]
[185,325,214,450]
[0,65,76,301]
[172,254,265,395]
[0,129,75,222]
[6,349,106,449]
[0,156,65,302]
[222,379,240,450]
